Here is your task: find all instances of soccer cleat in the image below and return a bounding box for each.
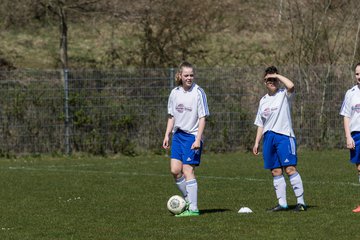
[293,203,307,212]
[175,210,200,217]
[352,205,360,213]
[267,204,288,212]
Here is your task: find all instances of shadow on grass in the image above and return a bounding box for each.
[200,208,232,215]
[287,204,316,211]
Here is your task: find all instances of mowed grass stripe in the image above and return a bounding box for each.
[2,165,359,187]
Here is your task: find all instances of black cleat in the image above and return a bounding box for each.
[267,205,288,212]
[293,203,307,212]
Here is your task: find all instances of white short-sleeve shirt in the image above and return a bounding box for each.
[340,85,360,133]
[254,88,295,137]
[167,83,210,136]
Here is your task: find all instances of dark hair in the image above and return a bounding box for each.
[355,62,360,71]
[175,61,194,86]
[264,66,278,77]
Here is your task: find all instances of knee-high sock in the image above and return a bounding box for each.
[175,175,188,200]
[186,179,198,211]
[273,175,287,207]
[289,172,305,205]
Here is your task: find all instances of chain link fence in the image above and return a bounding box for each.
[0,66,354,155]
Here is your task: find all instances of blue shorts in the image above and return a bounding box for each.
[262,131,297,169]
[350,132,360,164]
[171,130,203,166]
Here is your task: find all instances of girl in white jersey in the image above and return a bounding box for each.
[340,62,360,213]
[253,66,307,212]
[162,61,209,217]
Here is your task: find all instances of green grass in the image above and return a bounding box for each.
[0,150,359,239]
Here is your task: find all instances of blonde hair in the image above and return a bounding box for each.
[175,61,194,86]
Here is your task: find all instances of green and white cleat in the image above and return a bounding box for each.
[175,210,200,217]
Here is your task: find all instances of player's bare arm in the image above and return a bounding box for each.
[191,117,206,150]
[344,116,355,149]
[252,126,263,155]
[266,73,294,93]
[163,116,175,149]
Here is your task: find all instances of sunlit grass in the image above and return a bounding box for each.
[0,150,358,239]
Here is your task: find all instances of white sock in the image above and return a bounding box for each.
[175,175,188,200]
[186,179,198,211]
[273,175,287,207]
[289,172,305,205]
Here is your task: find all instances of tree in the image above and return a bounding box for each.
[136,0,228,67]
[284,0,358,66]
[280,0,359,144]
[41,0,100,70]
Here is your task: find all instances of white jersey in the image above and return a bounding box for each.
[340,85,360,132]
[167,83,210,136]
[254,88,295,137]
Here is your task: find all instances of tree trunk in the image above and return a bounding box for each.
[59,5,68,70]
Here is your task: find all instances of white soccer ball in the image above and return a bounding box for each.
[167,195,186,214]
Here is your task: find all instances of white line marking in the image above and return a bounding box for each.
[2,166,359,187]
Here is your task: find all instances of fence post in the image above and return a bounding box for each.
[63,69,71,155]
[169,68,174,89]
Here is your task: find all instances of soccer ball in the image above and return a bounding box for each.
[167,195,186,214]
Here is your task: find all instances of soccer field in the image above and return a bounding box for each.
[0,150,359,239]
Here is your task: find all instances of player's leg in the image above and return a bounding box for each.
[170,131,188,200]
[354,136,360,185]
[277,135,306,211]
[284,166,306,211]
[352,163,360,213]
[271,168,288,210]
[175,164,200,217]
[175,132,202,217]
[349,132,360,212]
[183,164,198,211]
[182,140,202,213]
[170,159,188,200]
[263,132,288,211]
